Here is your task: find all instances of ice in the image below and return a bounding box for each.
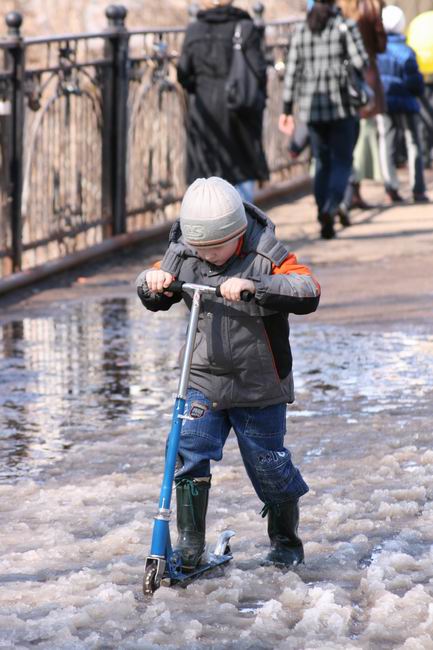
[1,300,433,648]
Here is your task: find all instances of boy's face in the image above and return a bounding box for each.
[193,237,240,267]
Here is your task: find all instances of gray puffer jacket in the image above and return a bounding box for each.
[137,204,320,409]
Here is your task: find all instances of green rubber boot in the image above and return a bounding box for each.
[175,476,210,570]
[262,500,304,567]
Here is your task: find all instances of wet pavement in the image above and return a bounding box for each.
[0,174,433,648]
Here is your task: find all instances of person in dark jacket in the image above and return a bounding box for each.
[177,0,269,203]
[136,176,321,570]
[377,5,429,203]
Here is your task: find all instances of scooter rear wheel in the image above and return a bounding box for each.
[143,564,159,596]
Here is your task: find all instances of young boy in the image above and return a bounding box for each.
[136,177,321,568]
[377,5,429,203]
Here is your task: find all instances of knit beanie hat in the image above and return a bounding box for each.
[382,5,406,34]
[180,177,247,248]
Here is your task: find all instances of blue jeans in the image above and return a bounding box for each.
[174,389,309,505]
[308,117,359,216]
[235,180,255,203]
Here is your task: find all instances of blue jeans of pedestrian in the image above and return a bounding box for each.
[308,116,359,216]
[235,180,255,203]
[174,389,309,505]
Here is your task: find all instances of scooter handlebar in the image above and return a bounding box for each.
[166,281,254,302]
[214,285,254,303]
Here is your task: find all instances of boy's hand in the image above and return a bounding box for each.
[145,269,174,296]
[219,278,255,302]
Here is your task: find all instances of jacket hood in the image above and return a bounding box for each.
[197,6,251,23]
[242,204,289,266]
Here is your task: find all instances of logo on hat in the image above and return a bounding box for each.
[182,224,206,240]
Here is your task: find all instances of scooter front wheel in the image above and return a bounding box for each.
[143,563,160,596]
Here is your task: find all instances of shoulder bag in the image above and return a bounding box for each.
[339,22,374,110]
[225,21,266,113]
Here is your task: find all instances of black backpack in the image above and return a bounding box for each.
[225,21,266,113]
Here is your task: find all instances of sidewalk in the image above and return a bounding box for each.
[267,171,433,327]
[0,171,432,327]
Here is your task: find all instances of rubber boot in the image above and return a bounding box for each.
[263,500,304,567]
[174,476,210,571]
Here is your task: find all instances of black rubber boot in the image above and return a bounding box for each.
[174,477,210,571]
[318,212,335,239]
[263,500,304,567]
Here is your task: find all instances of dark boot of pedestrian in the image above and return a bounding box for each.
[385,187,404,204]
[350,182,371,210]
[264,500,304,567]
[337,203,351,227]
[318,212,336,239]
[413,192,429,203]
[175,476,210,571]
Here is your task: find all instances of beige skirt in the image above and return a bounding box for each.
[353,117,383,182]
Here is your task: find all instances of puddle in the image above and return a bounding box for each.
[1,300,433,483]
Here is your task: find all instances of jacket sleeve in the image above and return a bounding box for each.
[346,20,370,71]
[403,51,425,98]
[282,25,302,115]
[177,32,196,93]
[253,253,321,315]
[135,266,182,313]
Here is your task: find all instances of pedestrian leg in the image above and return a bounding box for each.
[308,122,331,216]
[235,180,255,203]
[322,117,358,217]
[377,114,403,201]
[402,113,427,200]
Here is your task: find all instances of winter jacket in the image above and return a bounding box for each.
[377,34,425,114]
[137,205,320,410]
[283,11,369,123]
[177,5,269,185]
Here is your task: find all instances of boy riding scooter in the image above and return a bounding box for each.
[136,177,321,570]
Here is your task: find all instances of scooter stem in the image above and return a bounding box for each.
[178,289,202,399]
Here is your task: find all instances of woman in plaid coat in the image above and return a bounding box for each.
[279,0,369,239]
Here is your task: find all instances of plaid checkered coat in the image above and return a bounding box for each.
[283,13,369,123]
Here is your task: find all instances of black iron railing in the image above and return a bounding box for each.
[0,5,304,279]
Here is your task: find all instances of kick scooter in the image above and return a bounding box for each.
[138,280,252,595]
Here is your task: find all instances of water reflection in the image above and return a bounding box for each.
[98,298,133,419]
[1,297,432,482]
[0,298,184,482]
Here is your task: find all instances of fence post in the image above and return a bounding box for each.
[102,5,129,237]
[4,12,25,272]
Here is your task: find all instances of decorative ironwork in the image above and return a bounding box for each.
[0,8,304,281]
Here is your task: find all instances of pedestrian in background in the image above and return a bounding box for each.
[377,5,429,204]
[280,0,369,239]
[177,0,269,203]
[338,0,387,222]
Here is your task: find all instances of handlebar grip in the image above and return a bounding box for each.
[215,285,254,302]
[240,290,254,302]
[166,280,185,294]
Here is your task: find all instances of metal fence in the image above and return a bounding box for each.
[0,5,304,280]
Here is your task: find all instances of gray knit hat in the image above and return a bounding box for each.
[180,177,247,248]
